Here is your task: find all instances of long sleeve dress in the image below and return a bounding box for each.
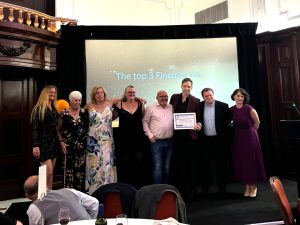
[32,105,60,162]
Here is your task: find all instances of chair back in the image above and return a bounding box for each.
[133,184,187,223]
[103,192,123,218]
[92,182,137,218]
[269,176,295,225]
[154,191,177,220]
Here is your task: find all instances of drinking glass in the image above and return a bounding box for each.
[58,207,70,225]
[116,213,128,225]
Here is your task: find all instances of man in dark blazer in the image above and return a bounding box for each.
[199,88,231,195]
[170,78,201,199]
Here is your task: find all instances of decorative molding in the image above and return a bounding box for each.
[251,0,266,19]
[0,42,31,56]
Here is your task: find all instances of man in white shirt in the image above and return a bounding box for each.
[199,88,231,196]
[143,90,173,184]
[24,175,99,225]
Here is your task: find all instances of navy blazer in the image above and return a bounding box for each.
[170,93,201,140]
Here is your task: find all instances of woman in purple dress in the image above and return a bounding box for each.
[230,88,266,198]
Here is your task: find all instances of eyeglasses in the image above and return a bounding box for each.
[126,91,136,94]
[158,95,168,98]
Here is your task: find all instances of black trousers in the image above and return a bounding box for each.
[200,135,229,191]
[170,130,198,191]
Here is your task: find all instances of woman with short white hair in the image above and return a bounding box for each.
[57,90,89,191]
[69,90,82,102]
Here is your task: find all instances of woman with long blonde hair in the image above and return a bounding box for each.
[30,85,60,189]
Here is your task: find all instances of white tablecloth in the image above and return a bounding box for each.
[51,217,188,225]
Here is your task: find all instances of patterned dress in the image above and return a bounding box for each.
[32,105,60,162]
[59,108,89,191]
[85,106,117,194]
[230,104,266,184]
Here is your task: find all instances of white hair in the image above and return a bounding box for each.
[69,91,82,102]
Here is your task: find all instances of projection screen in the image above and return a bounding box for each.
[85,37,239,106]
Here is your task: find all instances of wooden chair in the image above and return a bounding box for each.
[269,176,295,225]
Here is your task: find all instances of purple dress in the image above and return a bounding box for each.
[230,104,266,184]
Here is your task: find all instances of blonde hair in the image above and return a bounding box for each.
[30,85,57,122]
[90,86,107,104]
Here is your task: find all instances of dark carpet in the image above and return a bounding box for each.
[186,179,298,225]
[4,179,298,225]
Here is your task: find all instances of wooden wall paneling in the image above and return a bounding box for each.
[257,43,277,173]
[257,26,300,177]
[0,78,33,200]
[294,32,300,114]
[0,1,59,200]
[0,20,60,71]
[271,36,297,176]
[276,38,296,119]
[0,38,57,70]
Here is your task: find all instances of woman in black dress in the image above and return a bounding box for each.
[57,91,89,191]
[30,85,60,189]
[114,85,150,187]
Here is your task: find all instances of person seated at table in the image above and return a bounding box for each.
[24,175,99,225]
[0,212,23,225]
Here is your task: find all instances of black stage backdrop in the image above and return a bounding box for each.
[58,23,272,175]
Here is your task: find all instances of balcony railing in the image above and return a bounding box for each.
[0,2,77,32]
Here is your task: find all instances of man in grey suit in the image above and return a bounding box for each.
[199,88,231,196]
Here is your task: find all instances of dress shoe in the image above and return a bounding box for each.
[250,185,257,198]
[244,184,250,197]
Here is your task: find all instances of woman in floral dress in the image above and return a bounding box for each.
[57,91,89,191]
[85,86,118,194]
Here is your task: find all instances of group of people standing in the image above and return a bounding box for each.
[30,77,266,200]
[167,78,266,198]
[30,84,148,194]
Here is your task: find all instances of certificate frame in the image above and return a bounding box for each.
[173,112,196,130]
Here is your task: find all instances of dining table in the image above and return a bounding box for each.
[51,217,188,225]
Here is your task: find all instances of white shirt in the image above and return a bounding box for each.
[203,101,217,136]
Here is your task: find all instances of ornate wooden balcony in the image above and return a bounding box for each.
[0,2,77,70]
[0,2,77,32]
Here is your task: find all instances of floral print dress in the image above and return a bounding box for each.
[59,108,89,191]
[85,106,117,194]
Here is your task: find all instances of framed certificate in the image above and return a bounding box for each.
[173,112,196,130]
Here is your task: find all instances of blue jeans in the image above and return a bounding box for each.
[151,138,173,184]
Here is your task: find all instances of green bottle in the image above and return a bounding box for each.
[95,204,107,225]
